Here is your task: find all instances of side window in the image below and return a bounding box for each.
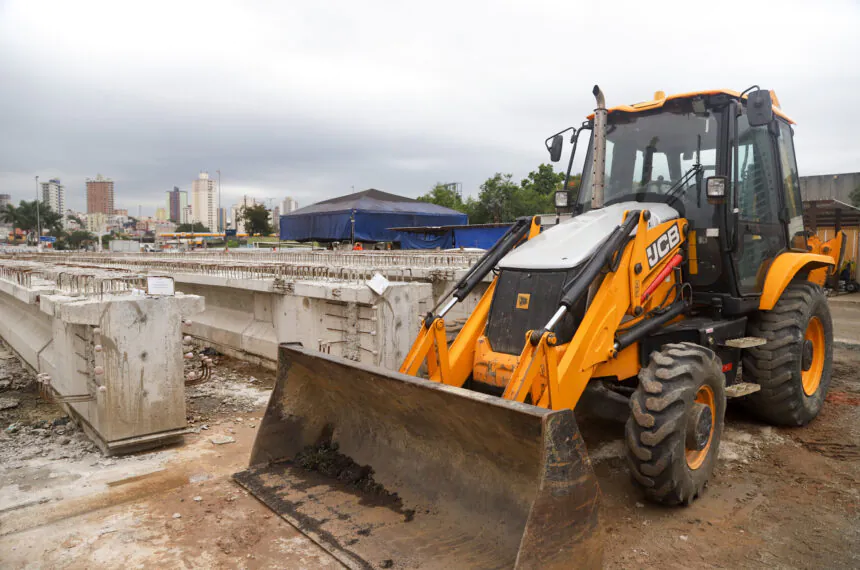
[736,115,780,223]
[777,121,806,247]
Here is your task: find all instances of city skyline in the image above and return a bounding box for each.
[3,172,301,222]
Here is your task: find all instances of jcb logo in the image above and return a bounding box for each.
[516,293,530,310]
[645,225,681,268]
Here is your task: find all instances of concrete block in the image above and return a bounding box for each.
[0,279,205,455]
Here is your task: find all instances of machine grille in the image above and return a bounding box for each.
[485,268,581,356]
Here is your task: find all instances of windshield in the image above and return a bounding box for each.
[578,101,720,213]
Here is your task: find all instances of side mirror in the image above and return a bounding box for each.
[747,90,774,127]
[548,134,564,162]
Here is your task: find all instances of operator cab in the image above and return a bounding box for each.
[564,89,805,313]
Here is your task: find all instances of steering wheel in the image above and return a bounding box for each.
[643,176,673,193]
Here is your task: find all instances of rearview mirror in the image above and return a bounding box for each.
[548,134,563,162]
[747,90,774,127]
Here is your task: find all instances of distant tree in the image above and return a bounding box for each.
[176,222,210,233]
[469,173,520,224]
[0,200,63,234]
[65,230,94,249]
[68,214,85,228]
[520,164,564,196]
[239,204,273,235]
[511,185,553,219]
[418,165,574,226]
[851,185,860,208]
[417,183,467,212]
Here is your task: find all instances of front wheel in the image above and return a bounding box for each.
[625,342,726,505]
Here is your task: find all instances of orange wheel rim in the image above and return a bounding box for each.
[802,316,825,396]
[686,385,715,470]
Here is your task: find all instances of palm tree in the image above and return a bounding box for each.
[0,200,63,235]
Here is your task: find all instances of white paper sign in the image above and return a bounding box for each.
[147,276,175,296]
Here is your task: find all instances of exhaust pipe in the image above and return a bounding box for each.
[591,85,607,209]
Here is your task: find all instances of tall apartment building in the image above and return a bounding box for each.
[280,197,299,214]
[0,194,11,209]
[218,208,227,233]
[155,207,168,222]
[86,174,115,215]
[40,179,66,225]
[166,186,188,223]
[191,172,217,231]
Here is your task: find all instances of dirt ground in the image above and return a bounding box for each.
[1,336,859,568]
[587,347,860,569]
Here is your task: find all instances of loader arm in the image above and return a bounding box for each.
[505,209,689,410]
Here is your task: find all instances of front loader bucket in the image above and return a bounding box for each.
[234,344,602,569]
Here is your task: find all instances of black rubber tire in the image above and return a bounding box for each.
[625,342,726,506]
[743,280,833,426]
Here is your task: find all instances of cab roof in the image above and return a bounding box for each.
[588,89,795,124]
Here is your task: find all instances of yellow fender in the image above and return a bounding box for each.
[759,252,834,310]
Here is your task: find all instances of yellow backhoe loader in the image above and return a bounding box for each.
[235,86,841,569]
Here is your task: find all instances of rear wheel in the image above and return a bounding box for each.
[743,281,833,426]
[625,342,726,505]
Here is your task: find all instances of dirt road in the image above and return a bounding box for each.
[1,337,858,568]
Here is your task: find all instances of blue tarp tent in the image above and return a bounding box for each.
[452,225,510,249]
[279,189,467,243]
[390,223,512,250]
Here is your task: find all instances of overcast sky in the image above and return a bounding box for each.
[2,0,859,215]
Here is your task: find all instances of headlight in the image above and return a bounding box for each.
[554,190,569,208]
[706,176,727,198]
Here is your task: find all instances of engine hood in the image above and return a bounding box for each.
[498,201,679,271]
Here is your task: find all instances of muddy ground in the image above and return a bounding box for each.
[1,340,858,568]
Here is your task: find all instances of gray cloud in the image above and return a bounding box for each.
[2,0,859,214]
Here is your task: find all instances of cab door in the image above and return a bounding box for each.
[731,112,788,295]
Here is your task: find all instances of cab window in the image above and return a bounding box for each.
[776,120,805,247]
